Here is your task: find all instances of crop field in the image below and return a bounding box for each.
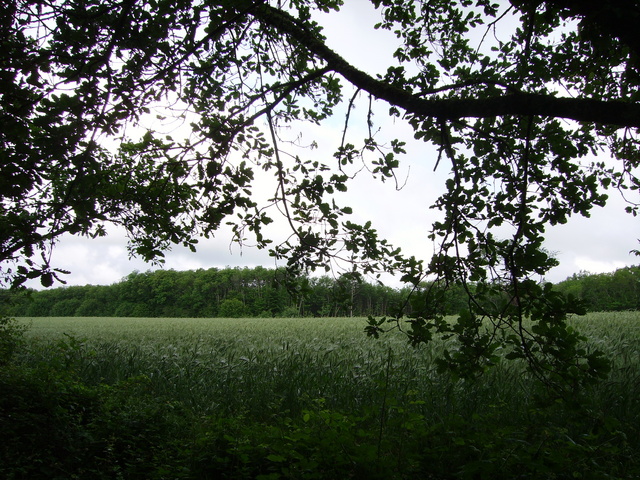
[18,316,463,418]
[6,312,640,479]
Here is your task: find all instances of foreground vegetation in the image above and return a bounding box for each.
[2,313,640,479]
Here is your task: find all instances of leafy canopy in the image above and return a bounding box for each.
[2,0,639,390]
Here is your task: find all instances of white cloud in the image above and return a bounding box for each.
[544,193,639,282]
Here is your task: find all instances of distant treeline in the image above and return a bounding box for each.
[1,265,638,318]
[553,265,640,312]
[0,267,410,318]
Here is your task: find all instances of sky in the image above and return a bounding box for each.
[23,0,639,290]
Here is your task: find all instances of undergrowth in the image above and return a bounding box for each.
[2,315,639,479]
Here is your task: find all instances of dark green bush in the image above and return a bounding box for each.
[0,365,101,479]
[0,316,27,365]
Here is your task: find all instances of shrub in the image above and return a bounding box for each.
[0,364,102,479]
[0,316,27,365]
[218,298,246,318]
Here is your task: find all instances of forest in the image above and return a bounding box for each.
[3,265,638,318]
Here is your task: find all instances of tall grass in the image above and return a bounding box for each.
[16,314,639,422]
[8,312,640,479]
[19,317,445,418]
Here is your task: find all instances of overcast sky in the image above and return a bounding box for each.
[25,0,639,290]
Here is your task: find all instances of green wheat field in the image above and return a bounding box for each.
[6,312,640,479]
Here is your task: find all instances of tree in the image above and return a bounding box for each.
[217,298,247,318]
[555,266,640,311]
[2,0,638,392]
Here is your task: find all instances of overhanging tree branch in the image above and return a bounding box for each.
[251,3,640,128]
